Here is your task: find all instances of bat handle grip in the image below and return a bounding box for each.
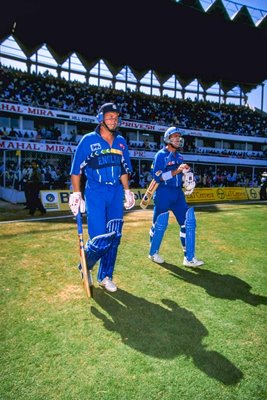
[76,210,83,235]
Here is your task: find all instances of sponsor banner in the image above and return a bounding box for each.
[0,101,97,124]
[120,120,166,132]
[185,188,217,203]
[187,187,248,202]
[129,149,155,159]
[246,187,260,200]
[214,187,248,201]
[0,101,166,132]
[2,139,266,166]
[134,187,249,205]
[1,101,266,143]
[40,187,252,211]
[0,102,58,118]
[0,139,76,154]
[40,190,71,211]
[2,139,266,167]
[69,115,96,123]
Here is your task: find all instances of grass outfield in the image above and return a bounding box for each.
[0,202,267,400]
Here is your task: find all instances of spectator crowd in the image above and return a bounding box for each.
[1,66,266,137]
[1,158,71,191]
[1,66,266,193]
[1,158,263,192]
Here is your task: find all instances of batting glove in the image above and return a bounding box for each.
[124,189,135,210]
[183,171,196,195]
[69,192,86,216]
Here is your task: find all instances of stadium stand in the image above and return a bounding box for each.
[0,67,267,193]
[1,0,267,203]
[1,67,266,137]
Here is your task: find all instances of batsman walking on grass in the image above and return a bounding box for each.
[147,126,204,268]
[69,102,135,293]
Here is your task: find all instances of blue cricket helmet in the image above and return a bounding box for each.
[96,103,121,123]
[164,126,184,147]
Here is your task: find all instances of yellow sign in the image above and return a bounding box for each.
[246,187,260,200]
[41,187,253,211]
[41,190,71,211]
[185,188,217,203]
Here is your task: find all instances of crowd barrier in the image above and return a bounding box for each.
[0,186,262,209]
[38,187,262,212]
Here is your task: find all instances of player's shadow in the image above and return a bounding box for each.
[163,263,267,307]
[91,288,243,385]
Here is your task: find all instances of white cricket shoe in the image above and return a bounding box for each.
[183,257,204,268]
[149,253,165,264]
[99,277,117,292]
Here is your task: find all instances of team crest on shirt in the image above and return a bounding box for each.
[91,143,101,151]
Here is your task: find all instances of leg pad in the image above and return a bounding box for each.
[85,231,116,269]
[185,207,196,261]
[149,212,169,256]
[97,219,124,281]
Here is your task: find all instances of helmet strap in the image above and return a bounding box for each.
[102,120,116,133]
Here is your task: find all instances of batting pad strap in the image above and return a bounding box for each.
[185,207,196,261]
[85,231,116,269]
[106,218,124,235]
[149,212,169,256]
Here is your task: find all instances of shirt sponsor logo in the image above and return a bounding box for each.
[91,143,101,151]
[167,161,176,166]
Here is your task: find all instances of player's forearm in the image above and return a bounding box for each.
[161,163,190,181]
[120,173,129,190]
[71,174,81,192]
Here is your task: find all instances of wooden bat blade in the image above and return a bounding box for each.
[76,211,93,299]
[140,196,150,209]
[140,179,159,209]
[79,234,92,298]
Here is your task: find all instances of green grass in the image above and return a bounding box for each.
[0,203,267,400]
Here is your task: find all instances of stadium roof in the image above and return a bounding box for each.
[1,0,267,93]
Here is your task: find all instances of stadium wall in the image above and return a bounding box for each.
[38,187,261,211]
[0,186,260,209]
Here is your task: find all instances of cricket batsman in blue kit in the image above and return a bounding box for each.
[148,126,204,268]
[69,103,135,292]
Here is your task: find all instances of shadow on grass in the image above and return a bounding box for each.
[162,263,267,307]
[92,288,243,385]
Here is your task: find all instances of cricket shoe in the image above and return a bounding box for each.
[183,257,204,268]
[149,253,165,264]
[99,277,117,292]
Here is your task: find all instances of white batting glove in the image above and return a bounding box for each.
[69,192,86,216]
[124,189,135,210]
[183,171,196,195]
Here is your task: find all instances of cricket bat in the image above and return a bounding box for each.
[140,179,159,209]
[76,211,93,298]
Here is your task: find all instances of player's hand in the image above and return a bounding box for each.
[69,192,86,216]
[183,171,196,195]
[124,189,135,210]
[176,163,190,174]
